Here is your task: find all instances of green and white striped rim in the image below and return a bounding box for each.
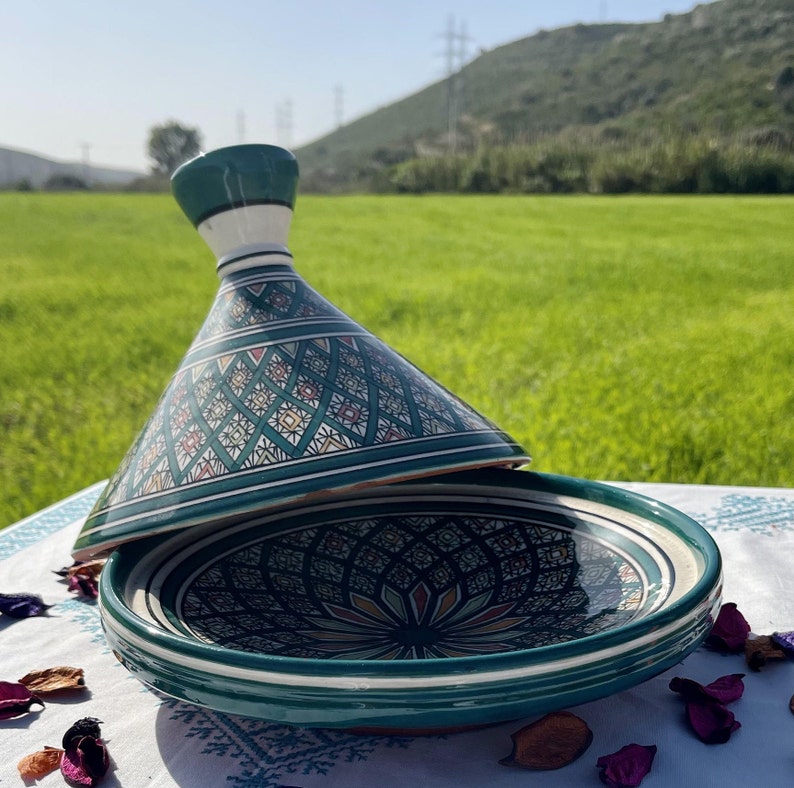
[99,470,722,729]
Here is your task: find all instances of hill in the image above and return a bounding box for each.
[295,0,794,190]
[0,146,142,189]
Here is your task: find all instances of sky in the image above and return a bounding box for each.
[2,0,709,173]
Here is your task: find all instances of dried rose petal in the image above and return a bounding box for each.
[0,681,45,720]
[771,630,794,655]
[745,635,786,671]
[18,746,64,779]
[596,743,657,787]
[68,561,105,580]
[0,592,51,618]
[706,603,750,652]
[62,717,103,749]
[55,560,104,579]
[669,674,745,705]
[500,711,593,770]
[18,666,86,695]
[54,562,81,578]
[703,674,745,703]
[61,718,109,786]
[686,700,741,744]
[68,573,99,599]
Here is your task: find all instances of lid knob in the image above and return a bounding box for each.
[172,144,299,227]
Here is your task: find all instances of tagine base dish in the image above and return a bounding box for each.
[100,469,721,731]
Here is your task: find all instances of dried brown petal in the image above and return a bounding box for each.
[17,746,64,779]
[18,666,86,695]
[744,635,787,671]
[500,711,593,770]
[66,561,105,581]
[789,693,794,717]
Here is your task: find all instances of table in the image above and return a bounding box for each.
[2,481,793,787]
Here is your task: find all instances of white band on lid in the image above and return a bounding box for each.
[196,204,294,268]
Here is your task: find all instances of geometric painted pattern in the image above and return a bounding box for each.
[78,264,527,555]
[179,510,645,660]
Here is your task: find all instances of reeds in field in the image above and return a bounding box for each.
[388,133,794,195]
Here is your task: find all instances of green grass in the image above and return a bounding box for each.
[1,192,793,528]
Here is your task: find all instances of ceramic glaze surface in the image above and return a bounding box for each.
[99,471,722,730]
[171,506,651,660]
[72,145,528,559]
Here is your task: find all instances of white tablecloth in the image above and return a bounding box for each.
[2,481,793,787]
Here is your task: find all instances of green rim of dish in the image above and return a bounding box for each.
[100,470,722,679]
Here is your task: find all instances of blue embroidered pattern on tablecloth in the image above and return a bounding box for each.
[698,494,794,535]
[161,698,413,786]
[0,482,105,560]
[57,597,109,647]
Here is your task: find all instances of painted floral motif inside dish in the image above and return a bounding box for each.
[175,509,653,660]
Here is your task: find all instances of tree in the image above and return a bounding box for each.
[147,121,203,175]
[44,173,89,191]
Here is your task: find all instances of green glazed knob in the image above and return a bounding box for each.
[171,144,299,228]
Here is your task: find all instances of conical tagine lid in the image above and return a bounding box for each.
[72,144,530,559]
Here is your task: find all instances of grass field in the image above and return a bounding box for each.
[1,192,793,528]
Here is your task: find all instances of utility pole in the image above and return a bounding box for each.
[439,15,470,153]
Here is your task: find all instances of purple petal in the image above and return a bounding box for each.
[68,574,98,599]
[61,719,109,786]
[61,737,109,786]
[596,744,657,787]
[0,592,51,619]
[54,561,82,578]
[686,701,741,744]
[669,674,745,705]
[669,676,708,703]
[60,745,94,786]
[772,631,794,655]
[0,681,44,720]
[703,674,745,704]
[706,603,750,652]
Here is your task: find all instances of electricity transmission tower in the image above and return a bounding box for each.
[79,142,92,185]
[440,15,470,152]
[275,99,294,148]
[334,84,344,128]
